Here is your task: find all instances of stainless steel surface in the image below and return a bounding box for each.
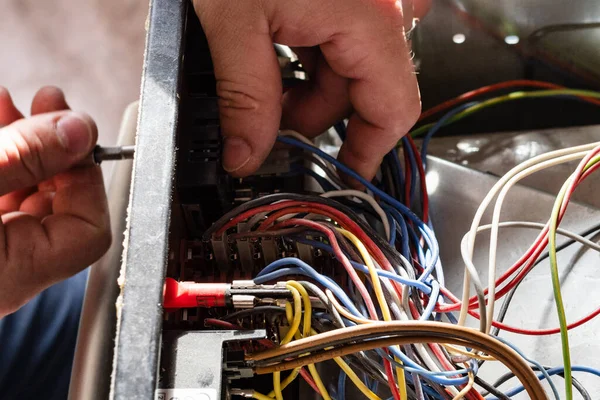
[69,101,138,400]
[427,156,600,399]
[425,124,600,209]
[451,0,600,80]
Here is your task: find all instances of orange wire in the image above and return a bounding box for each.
[418,79,600,122]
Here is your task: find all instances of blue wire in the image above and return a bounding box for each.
[337,370,346,400]
[390,146,405,200]
[276,135,439,280]
[378,347,471,383]
[489,365,600,399]
[254,259,365,317]
[494,336,561,400]
[401,136,418,206]
[293,238,432,294]
[405,219,428,268]
[291,164,337,192]
[370,378,378,394]
[256,258,469,384]
[382,206,412,264]
[420,102,478,168]
[387,373,445,400]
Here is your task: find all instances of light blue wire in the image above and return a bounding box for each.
[374,346,471,383]
[256,258,470,384]
[276,135,439,280]
[254,267,364,317]
[489,365,600,399]
[424,218,445,290]
[420,280,440,321]
[292,238,433,294]
[494,336,561,400]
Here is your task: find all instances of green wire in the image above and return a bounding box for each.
[548,153,600,400]
[409,89,600,140]
[411,87,600,399]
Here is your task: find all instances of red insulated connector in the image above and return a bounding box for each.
[163,278,230,309]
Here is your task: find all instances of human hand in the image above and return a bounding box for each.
[0,87,111,317]
[193,0,430,181]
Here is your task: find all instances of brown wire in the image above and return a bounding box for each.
[247,322,548,400]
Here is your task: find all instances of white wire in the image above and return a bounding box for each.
[279,130,341,180]
[485,150,591,333]
[470,221,600,252]
[459,142,600,331]
[321,190,391,240]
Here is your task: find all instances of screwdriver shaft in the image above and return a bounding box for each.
[93,145,135,164]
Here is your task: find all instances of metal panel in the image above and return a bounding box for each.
[425,124,600,209]
[110,0,186,398]
[427,156,600,397]
[450,0,600,80]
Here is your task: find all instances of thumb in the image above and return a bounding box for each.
[0,111,96,196]
[193,1,282,176]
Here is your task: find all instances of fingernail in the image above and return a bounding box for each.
[56,113,92,154]
[223,137,252,173]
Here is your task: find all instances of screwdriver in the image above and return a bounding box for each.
[92,145,135,164]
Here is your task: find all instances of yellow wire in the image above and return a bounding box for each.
[333,355,382,400]
[326,289,373,324]
[289,281,331,400]
[287,281,312,337]
[281,285,302,345]
[337,229,407,400]
[336,229,391,320]
[272,369,300,395]
[271,282,332,400]
[452,364,475,400]
[272,285,302,400]
[307,364,330,400]
[253,392,274,400]
[443,344,497,361]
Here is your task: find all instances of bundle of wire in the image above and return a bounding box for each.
[203,80,600,400]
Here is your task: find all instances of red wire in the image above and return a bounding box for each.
[269,217,379,320]
[403,143,412,208]
[269,217,403,398]
[418,79,600,122]
[438,146,600,314]
[384,358,402,400]
[254,202,406,299]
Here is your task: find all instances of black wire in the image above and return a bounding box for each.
[221,306,286,321]
[474,376,511,400]
[252,331,477,366]
[482,365,592,400]
[203,193,410,277]
[489,221,600,339]
[475,223,600,396]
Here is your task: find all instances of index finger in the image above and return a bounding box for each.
[193,0,282,176]
[325,2,421,181]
